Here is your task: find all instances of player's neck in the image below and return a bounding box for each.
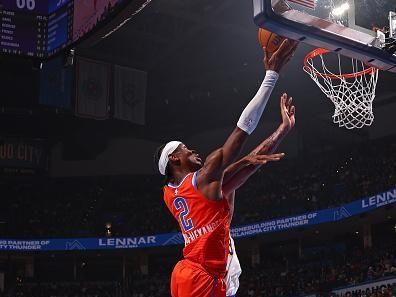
[169,168,193,185]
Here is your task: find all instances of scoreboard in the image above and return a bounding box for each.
[1,0,48,57]
[47,0,73,56]
[0,0,122,58]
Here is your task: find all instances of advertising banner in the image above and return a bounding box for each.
[1,188,394,251]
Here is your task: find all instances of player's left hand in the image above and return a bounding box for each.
[279,93,295,131]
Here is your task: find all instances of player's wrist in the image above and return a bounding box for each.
[279,123,292,134]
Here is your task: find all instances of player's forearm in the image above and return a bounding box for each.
[223,157,250,185]
[222,124,289,195]
[236,71,279,135]
[219,71,279,171]
[250,123,289,156]
[223,157,268,195]
[222,124,286,184]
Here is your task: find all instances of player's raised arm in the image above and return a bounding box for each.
[222,93,296,196]
[196,40,298,200]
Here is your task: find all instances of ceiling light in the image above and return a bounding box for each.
[332,3,350,17]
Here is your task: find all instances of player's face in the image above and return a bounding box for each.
[174,143,203,170]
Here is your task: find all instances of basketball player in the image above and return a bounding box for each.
[223,92,296,297]
[154,39,298,297]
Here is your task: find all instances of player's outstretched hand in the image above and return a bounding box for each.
[279,92,296,131]
[264,39,298,73]
[243,153,285,166]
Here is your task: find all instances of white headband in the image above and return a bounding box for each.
[158,141,182,175]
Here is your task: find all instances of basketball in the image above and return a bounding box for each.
[258,28,286,55]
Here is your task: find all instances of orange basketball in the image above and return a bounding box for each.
[258,28,286,56]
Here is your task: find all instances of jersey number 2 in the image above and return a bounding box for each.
[174,197,194,232]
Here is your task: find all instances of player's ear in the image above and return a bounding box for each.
[168,153,179,162]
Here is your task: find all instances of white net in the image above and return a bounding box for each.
[303,50,379,129]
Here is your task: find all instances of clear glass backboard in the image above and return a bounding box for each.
[253,0,396,72]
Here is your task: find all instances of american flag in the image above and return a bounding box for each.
[287,0,315,9]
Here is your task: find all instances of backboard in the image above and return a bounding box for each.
[253,0,396,72]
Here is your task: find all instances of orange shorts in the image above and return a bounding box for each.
[170,259,226,297]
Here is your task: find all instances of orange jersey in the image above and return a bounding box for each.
[163,172,230,274]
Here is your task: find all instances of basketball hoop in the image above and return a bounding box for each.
[303,48,379,129]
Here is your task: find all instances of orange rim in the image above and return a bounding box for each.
[303,48,377,80]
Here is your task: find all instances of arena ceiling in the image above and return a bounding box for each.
[76,0,396,145]
[1,0,395,161]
